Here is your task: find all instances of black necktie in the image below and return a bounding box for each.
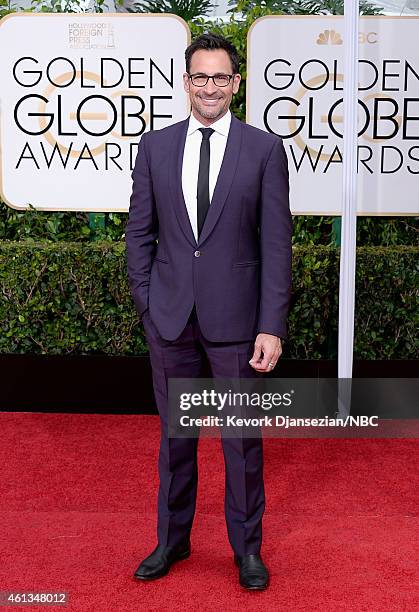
[197,127,214,238]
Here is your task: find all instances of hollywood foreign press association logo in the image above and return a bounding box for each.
[68,22,116,50]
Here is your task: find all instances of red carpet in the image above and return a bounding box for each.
[0,413,417,611]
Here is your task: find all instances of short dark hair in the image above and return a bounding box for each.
[185,33,240,75]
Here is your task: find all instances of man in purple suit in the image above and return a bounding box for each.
[125,33,292,590]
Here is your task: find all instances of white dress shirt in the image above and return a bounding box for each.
[181,110,232,242]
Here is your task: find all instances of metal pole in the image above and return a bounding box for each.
[336,0,359,415]
[338,0,359,381]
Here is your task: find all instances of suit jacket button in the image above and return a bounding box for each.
[194,250,201,257]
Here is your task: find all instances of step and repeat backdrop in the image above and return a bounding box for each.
[0,13,418,215]
[247,15,419,215]
[0,14,189,211]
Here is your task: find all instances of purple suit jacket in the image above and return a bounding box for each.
[125,114,292,342]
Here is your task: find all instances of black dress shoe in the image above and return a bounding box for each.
[134,542,191,581]
[234,553,269,590]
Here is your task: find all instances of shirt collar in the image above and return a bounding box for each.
[187,110,231,137]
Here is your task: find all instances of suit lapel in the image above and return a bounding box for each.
[169,114,243,248]
[168,118,197,247]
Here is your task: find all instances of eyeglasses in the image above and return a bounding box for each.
[188,73,234,87]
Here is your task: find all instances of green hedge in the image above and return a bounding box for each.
[0,241,417,359]
[1,202,417,248]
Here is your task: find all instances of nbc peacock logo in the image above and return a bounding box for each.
[316,29,343,45]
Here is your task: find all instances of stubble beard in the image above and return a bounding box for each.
[192,95,229,122]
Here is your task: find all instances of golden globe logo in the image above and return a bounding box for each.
[12,56,173,170]
[247,15,419,215]
[0,13,189,212]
